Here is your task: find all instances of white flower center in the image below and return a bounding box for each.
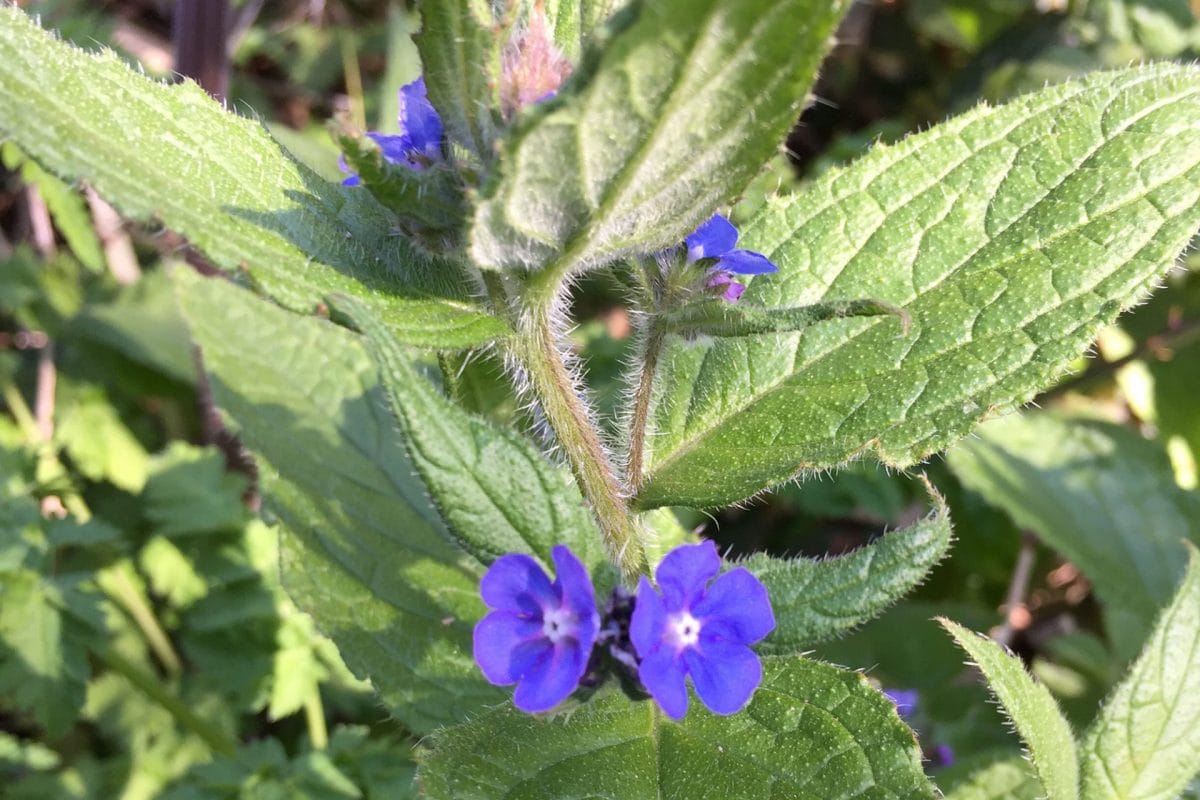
[667,611,702,650]
[541,607,575,644]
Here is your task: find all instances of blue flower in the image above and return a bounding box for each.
[884,688,919,719]
[685,214,779,302]
[473,545,599,713]
[630,541,775,720]
[341,76,444,186]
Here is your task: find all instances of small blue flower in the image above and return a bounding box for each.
[884,688,919,719]
[630,541,775,720]
[685,214,779,302]
[473,545,599,713]
[341,76,444,186]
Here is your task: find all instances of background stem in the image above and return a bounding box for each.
[626,318,665,495]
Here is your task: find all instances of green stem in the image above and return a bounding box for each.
[513,303,647,582]
[304,687,329,750]
[626,317,666,496]
[95,645,237,756]
[105,562,184,677]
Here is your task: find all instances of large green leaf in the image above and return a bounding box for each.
[635,63,1200,509]
[173,269,496,733]
[419,656,935,800]
[470,0,851,272]
[942,620,1079,800]
[0,7,505,348]
[746,495,952,654]
[946,412,1200,659]
[1079,545,1200,800]
[327,293,607,571]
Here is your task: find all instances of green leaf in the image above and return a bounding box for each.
[335,131,465,228]
[939,753,1044,800]
[415,0,501,159]
[635,63,1200,509]
[470,0,852,272]
[746,492,952,654]
[542,0,630,60]
[0,7,506,348]
[173,269,497,733]
[419,657,935,800]
[941,619,1079,800]
[946,412,1200,660]
[1078,544,1200,800]
[0,569,92,739]
[328,294,607,571]
[55,385,149,493]
[143,443,249,538]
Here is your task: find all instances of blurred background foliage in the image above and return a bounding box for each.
[1,0,1199,796]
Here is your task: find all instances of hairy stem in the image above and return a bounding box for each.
[626,318,665,495]
[513,303,647,582]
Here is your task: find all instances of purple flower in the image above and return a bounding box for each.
[341,77,444,186]
[473,545,599,713]
[930,743,955,768]
[884,688,919,719]
[630,541,775,720]
[685,214,779,302]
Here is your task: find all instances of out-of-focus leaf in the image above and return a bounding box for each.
[946,412,1200,659]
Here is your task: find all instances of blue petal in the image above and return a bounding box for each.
[630,576,666,658]
[513,639,588,713]
[638,646,689,720]
[883,688,919,719]
[551,545,598,630]
[717,249,779,275]
[398,76,443,159]
[341,174,362,187]
[472,610,544,685]
[691,567,775,644]
[685,214,738,262]
[655,540,721,611]
[367,132,413,164]
[480,554,556,613]
[683,639,762,715]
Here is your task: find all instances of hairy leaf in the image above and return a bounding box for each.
[941,619,1079,800]
[471,0,852,272]
[419,657,935,800]
[946,412,1200,659]
[327,294,607,571]
[1079,545,1200,800]
[0,8,505,348]
[174,269,498,733]
[636,63,1200,508]
[746,494,952,653]
[415,0,501,159]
